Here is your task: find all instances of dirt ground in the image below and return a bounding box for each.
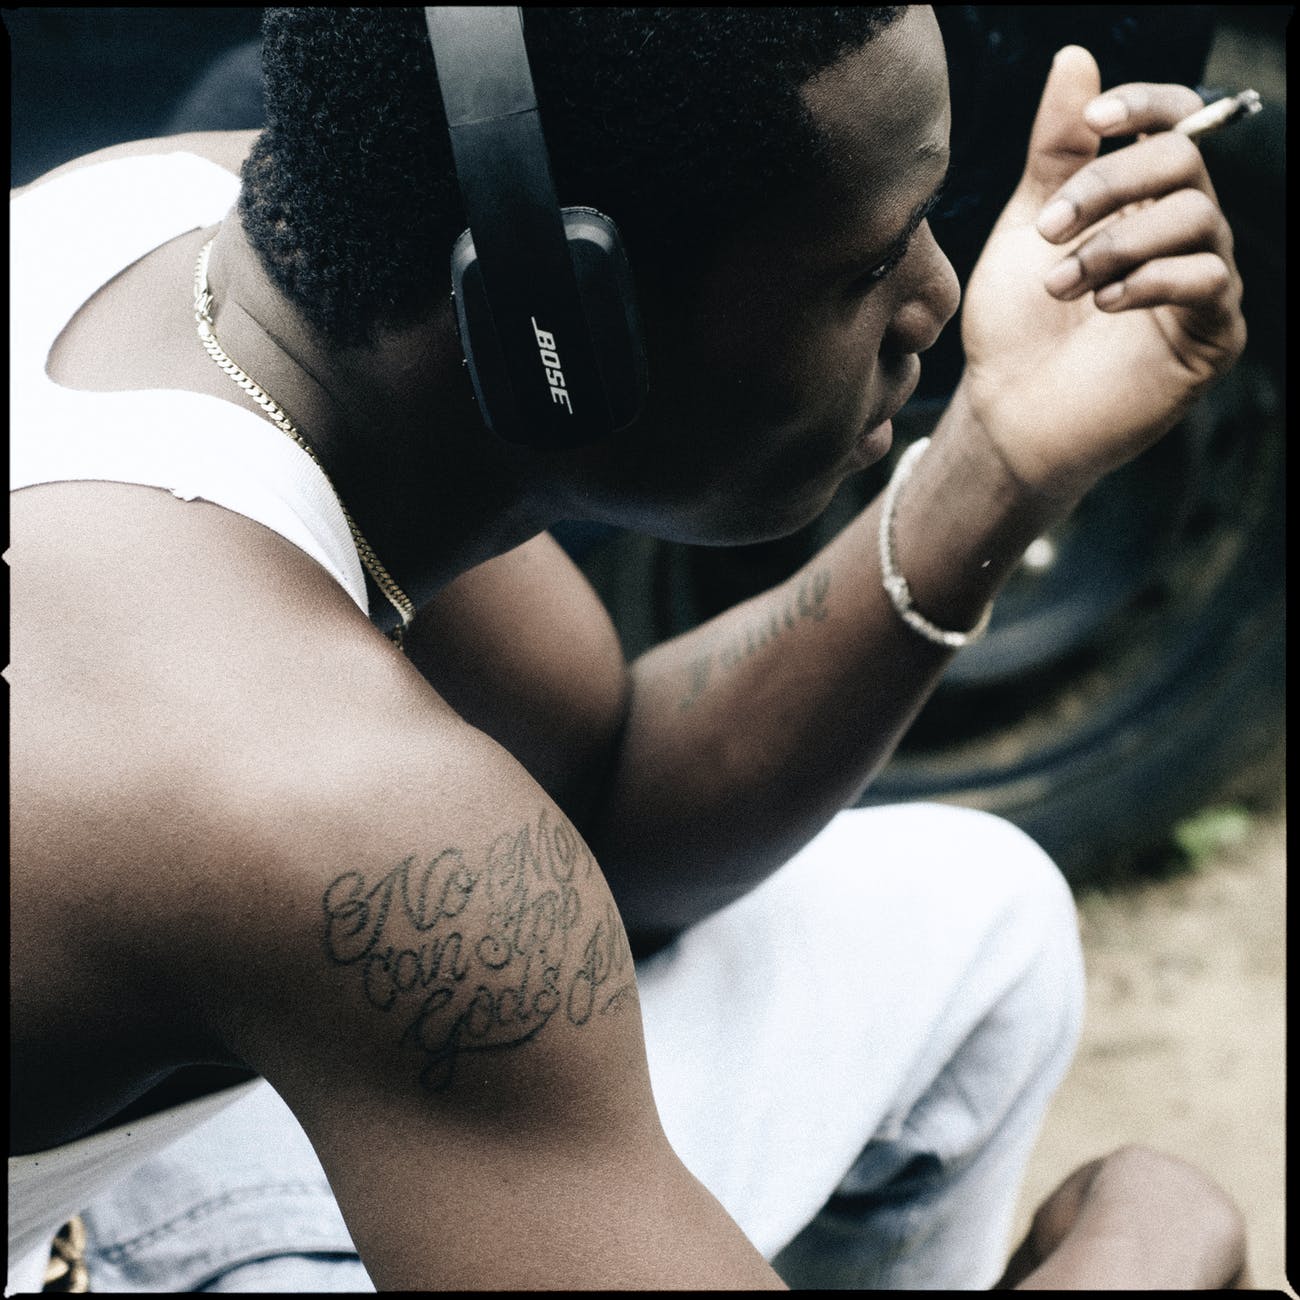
[1007,767,1288,1292]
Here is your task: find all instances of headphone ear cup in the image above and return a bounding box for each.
[449,209,648,446]
[560,207,648,434]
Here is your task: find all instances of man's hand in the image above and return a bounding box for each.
[960,46,1248,505]
[995,1145,1250,1290]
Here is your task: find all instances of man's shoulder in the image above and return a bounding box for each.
[10,480,625,999]
[11,479,548,1100]
[9,482,609,830]
[9,479,473,856]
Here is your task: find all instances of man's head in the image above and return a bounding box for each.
[239,6,959,547]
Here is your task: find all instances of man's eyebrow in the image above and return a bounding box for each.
[876,158,953,260]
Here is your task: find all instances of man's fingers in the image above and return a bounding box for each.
[1020,46,1103,199]
[1093,251,1248,386]
[1035,130,1214,244]
[1089,251,1238,320]
[1043,188,1236,303]
[1082,82,1209,138]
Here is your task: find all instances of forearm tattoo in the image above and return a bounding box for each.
[678,567,831,712]
[321,808,636,1093]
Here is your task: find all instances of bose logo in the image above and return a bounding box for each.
[531,317,573,414]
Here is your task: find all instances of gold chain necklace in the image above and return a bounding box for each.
[192,237,414,645]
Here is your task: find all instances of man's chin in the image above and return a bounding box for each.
[686,481,845,549]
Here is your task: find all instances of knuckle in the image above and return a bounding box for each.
[1104,1142,1163,1173]
[1077,224,1120,277]
[1202,254,1233,294]
[1062,163,1113,218]
[1125,85,1152,116]
[1179,187,1222,236]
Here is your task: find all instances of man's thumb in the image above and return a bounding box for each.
[1020,46,1103,200]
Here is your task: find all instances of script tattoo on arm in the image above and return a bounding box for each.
[678,567,831,712]
[320,808,637,1093]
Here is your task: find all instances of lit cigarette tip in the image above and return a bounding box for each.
[1173,89,1263,138]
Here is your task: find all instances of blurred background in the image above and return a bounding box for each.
[8,5,1288,1291]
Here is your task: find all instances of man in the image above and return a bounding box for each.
[11,7,1248,1290]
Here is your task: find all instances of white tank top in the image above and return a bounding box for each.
[9,151,370,615]
[7,151,368,1290]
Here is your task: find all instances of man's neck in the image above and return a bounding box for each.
[203,219,565,615]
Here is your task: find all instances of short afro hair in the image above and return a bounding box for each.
[239,7,904,350]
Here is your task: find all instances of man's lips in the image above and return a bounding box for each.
[854,368,921,464]
[873,366,921,429]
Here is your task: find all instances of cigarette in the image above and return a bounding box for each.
[1172,89,1262,139]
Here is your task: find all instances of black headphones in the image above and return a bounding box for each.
[424,7,648,450]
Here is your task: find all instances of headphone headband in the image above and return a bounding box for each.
[426,7,646,448]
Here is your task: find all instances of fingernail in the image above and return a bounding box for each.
[1052,46,1087,68]
[1086,97,1127,129]
[1095,281,1125,307]
[1037,198,1076,240]
[1045,258,1083,295]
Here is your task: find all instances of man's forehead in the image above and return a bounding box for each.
[799,7,950,204]
[688,10,950,293]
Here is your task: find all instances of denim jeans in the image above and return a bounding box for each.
[38,803,1083,1291]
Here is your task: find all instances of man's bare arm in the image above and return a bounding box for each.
[408,63,1243,943]
[585,385,1062,939]
[10,480,778,1288]
[396,394,1056,946]
[185,693,784,1289]
[584,61,1247,940]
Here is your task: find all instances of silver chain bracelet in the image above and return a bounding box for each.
[878,437,993,649]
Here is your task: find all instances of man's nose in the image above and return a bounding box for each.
[889,228,961,355]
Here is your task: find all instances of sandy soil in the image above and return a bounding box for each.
[1008,784,1288,1292]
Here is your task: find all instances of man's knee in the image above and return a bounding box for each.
[906,802,1076,913]
[935,804,1085,1066]
[819,808,1085,1210]
[829,802,1086,1101]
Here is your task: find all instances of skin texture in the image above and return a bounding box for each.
[11,8,1248,1289]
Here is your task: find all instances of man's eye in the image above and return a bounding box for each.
[865,239,911,283]
[862,187,947,287]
